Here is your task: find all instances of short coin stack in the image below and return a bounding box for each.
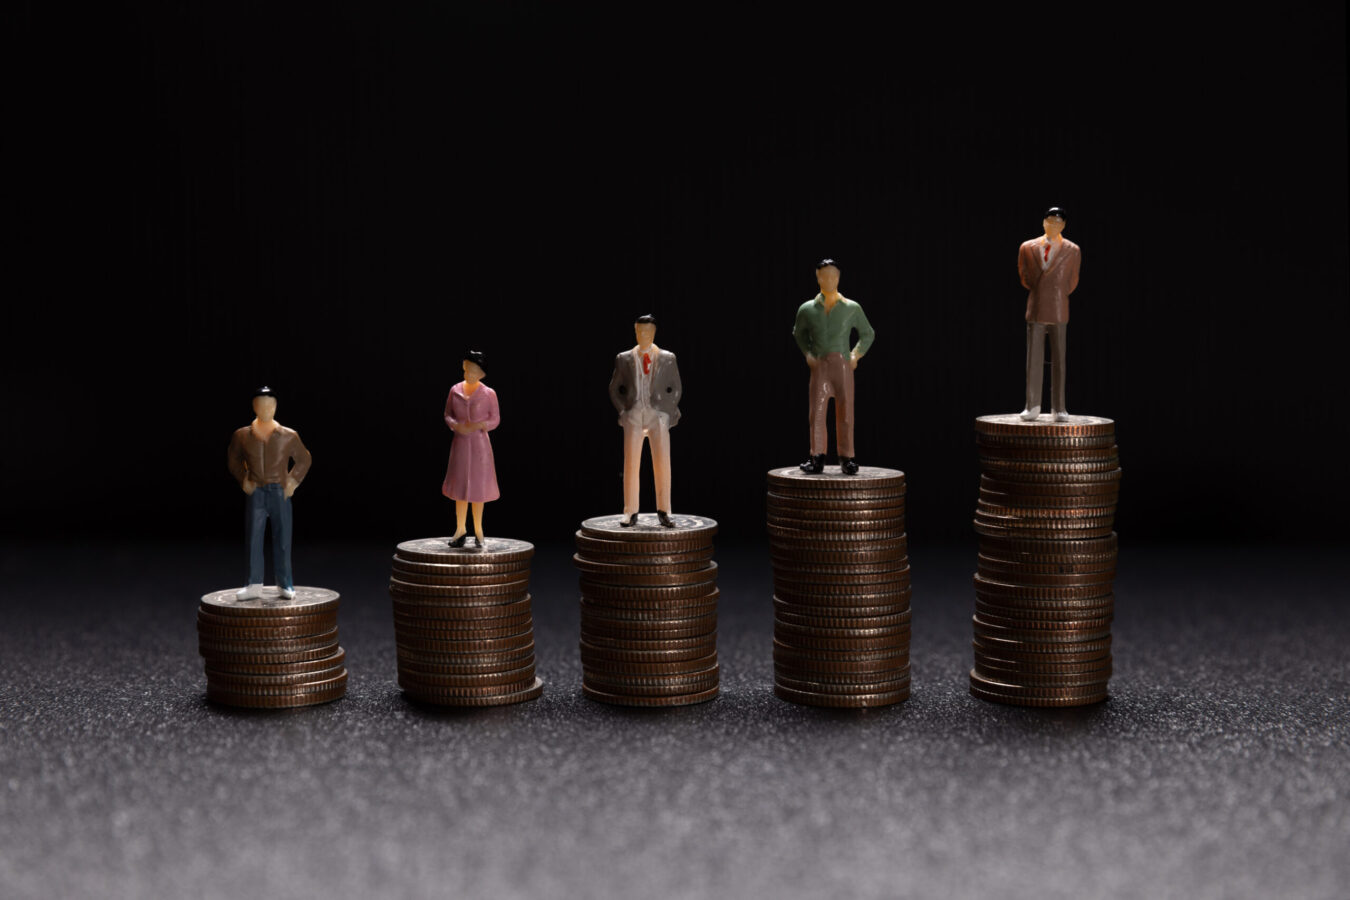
[389,537,544,706]
[197,586,347,708]
[767,466,912,708]
[575,514,720,707]
[970,414,1122,707]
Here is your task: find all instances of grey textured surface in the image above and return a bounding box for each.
[1,541,1346,900]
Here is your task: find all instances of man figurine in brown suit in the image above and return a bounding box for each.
[227,386,312,599]
[1018,207,1081,422]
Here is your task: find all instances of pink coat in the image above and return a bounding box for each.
[442,382,500,503]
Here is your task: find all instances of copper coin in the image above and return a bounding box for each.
[395,655,537,677]
[581,617,717,641]
[772,630,909,652]
[773,576,912,597]
[204,647,346,676]
[973,609,1113,631]
[772,559,911,576]
[974,414,1115,437]
[775,608,911,630]
[776,672,910,695]
[398,671,538,697]
[391,596,535,621]
[977,432,1118,449]
[200,586,340,617]
[768,491,907,509]
[974,575,1114,601]
[579,641,715,664]
[397,643,535,668]
[768,525,907,543]
[390,558,533,579]
[196,609,336,631]
[403,676,544,707]
[579,588,720,611]
[393,618,535,641]
[772,587,912,607]
[774,619,912,640]
[196,618,336,642]
[580,634,714,652]
[979,488,1118,509]
[972,617,1111,644]
[975,599,1114,621]
[205,662,348,688]
[972,664,1110,688]
[773,599,911,620]
[773,660,909,682]
[582,684,719,707]
[768,514,905,532]
[395,536,535,564]
[580,513,718,540]
[977,467,1124,485]
[980,474,1122,496]
[582,677,721,699]
[767,465,906,489]
[773,682,909,708]
[574,532,713,555]
[580,599,718,622]
[390,569,533,588]
[199,642,343,666]
[976,501,1118,520]
[772,638,911,664]
[972,637,1111,663]
[979,445,1119,462]
[198,628,340,656]
[389,577,531,597]
[582,653,719,676]
[767,504,907,523]
[573,555,715,576]
[577,563,718,586]
[395,630,535,654]
[974,567,1115,588]
[969,670,1111,700]
[207,681,348,709]
[976,554,1116,576]
[574,547,715,566]
[585,666,719,691]
[396,662,536,687]
[769,546,909,565]
[207,669,348,698]
[579,582,720,602]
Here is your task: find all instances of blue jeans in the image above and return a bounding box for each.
[245,484,293,590]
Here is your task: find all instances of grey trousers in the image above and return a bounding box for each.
[1025,322,1067,413]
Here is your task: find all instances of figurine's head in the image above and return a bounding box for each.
[252,386,278,421]
[462,351,487,383]
[1042,208,1067,239]
[815,258,841,294]
[634,314,657,349]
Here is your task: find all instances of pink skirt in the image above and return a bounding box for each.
[442,431,500,502]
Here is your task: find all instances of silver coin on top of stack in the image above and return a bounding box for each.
[390,537,544,706]
[198,586,348,708]
[970,414,1122,707]
[575,513,719,707]
[767,466,912,708]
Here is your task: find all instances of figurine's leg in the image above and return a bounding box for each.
[1050,323,1067,417]
[834,355,855,459]
[244,490,267,588]
[272,487,294,592]
[650,415,672,515]
[471,502,485,543]
[622,418,643,517]
[451,500,468,539]
[808,361,832,456]
[1023,323,1046,418]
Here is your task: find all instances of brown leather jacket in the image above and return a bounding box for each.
[228,425,312,487]
[1019,237,1081,324]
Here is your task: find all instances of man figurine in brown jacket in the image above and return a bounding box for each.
[227,386,312,599]
[1018,207,1081,422]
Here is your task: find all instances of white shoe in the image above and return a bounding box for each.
[1019,406,1041,421]
[236,584,264,600]
[1052,409,1070,422]
[279,587,296,599]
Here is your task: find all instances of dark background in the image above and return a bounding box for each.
[8,3,1347,547]
[4,6,1348,900]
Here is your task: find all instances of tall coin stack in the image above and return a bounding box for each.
[575,514,720,707]
[767,466,912,708]
[197,586,348,708]
[970,414,1122,707]
[389,537,544,706]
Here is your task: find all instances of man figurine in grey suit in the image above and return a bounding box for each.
[609,314,682,527]
[1018,207,1082,422]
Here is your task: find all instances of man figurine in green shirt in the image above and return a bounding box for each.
[793,258,876,475]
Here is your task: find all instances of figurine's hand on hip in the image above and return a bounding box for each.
[284,477,298,499]
[241,479,256,496]
[849,353,859,371]
[805,354,819,369]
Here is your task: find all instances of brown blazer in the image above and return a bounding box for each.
[228,425,312,487]
[1018,237,1081,324]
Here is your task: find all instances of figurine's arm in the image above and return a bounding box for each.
[481,389,501,432]
[608,356,628,413]
[227,431,254,494]
[792,306,816,365]
[1018,244,1037,291]
[1067,247,1080,295]
[667,354,683,407]
[444,392,471,435]
[284,432,312,498]
[850,306,875,368]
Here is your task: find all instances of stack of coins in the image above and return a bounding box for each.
[389,537,544,706]
[575,514,720,707]
[970,414,1122,707]
[197,586,347,708]
[767,466,912,708]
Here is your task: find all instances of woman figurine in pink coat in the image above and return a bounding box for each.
[443,350,500,547]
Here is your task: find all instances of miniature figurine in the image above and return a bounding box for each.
[609,314,682,527]
[443,350,500,547]
[793,258,875,475]
[227,386,312,600]
[1018,207,1081,422]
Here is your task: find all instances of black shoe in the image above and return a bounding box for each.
[448,534,468,547]
[657,510,674,528]
[618,513,638,527]
[472,535,484,548]
[799,454,825,474]
[840,457,859,475]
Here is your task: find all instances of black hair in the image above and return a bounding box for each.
[815,258,840,271]
[635,314,656,325]
[464,350,487,369]
[1043,207,1067,221]
[253,386,276,400]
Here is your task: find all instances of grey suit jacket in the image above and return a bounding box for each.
[609,347,682,427]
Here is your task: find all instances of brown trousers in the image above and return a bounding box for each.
[808,352,855,457]
[1025,322,1067,413]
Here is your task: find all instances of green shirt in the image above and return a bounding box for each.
[793,294,876,359]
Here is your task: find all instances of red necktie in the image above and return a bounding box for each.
[1044,244,1051,263]
[643,353,650,375]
